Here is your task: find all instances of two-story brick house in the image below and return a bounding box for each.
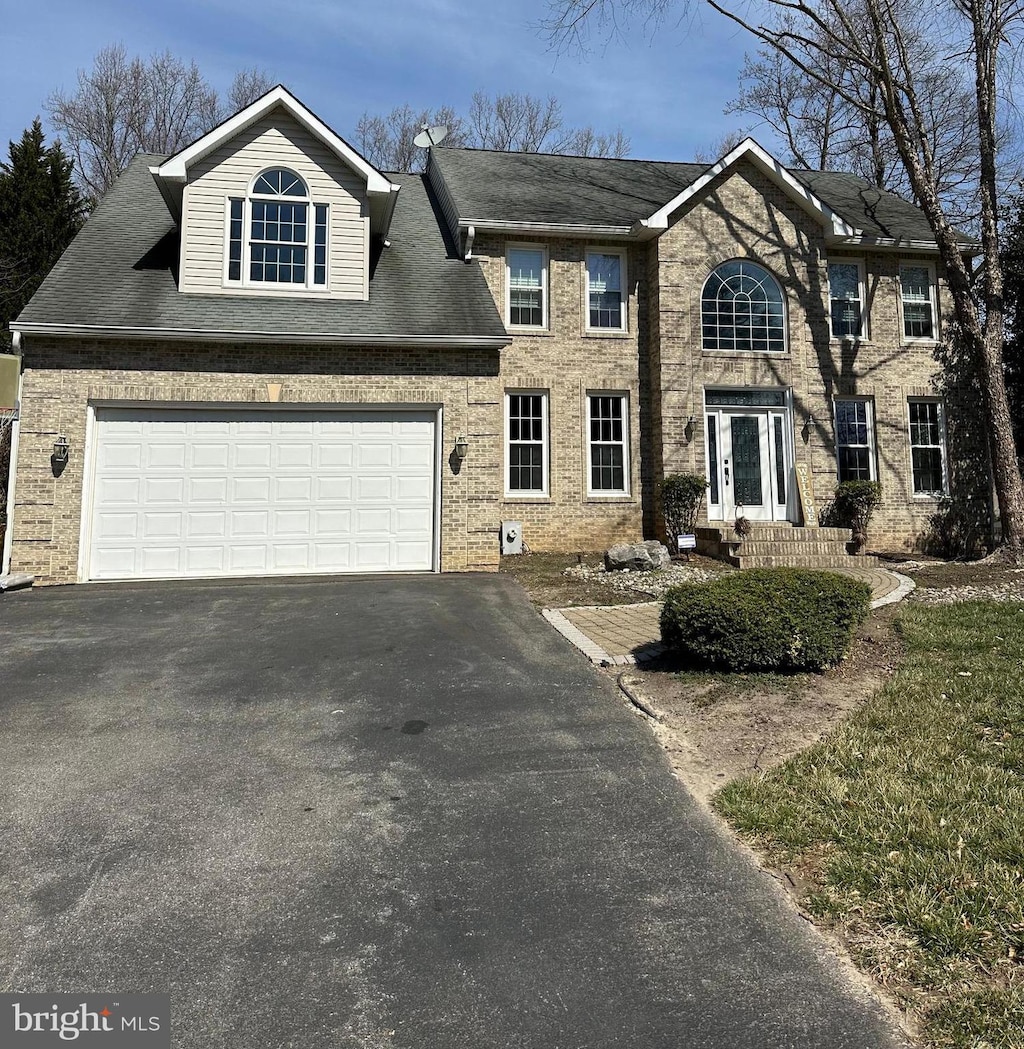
[2,85,985,584]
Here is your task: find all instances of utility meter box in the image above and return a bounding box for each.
[500,521,523,555]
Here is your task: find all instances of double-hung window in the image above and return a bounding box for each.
[908,399,948,495]
[587,393,629,495]
[506,246,547,329]
[828,261,866,338]
[227,167,328,290]
[505,392,549,496]
[834,399,876,481]
[586,251,626,331]
[900,264,936,340]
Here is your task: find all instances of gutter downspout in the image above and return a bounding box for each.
[2,331,23,577]
[464,225,475,262]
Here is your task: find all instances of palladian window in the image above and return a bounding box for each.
[701,260,786,353]
[227,167,328,289]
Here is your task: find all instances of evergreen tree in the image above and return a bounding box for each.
[0,119,87,346]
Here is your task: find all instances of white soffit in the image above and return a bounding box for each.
[641,137,860,240]
[152,85,397,196]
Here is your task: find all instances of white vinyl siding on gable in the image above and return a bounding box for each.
[179,109,369,299]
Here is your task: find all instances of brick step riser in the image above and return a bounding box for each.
[697,526,852,542]
[726,554,880,569]
[723,541,862,556]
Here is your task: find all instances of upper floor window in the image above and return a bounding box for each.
[506,246,547,329]
[702,260,786,353]
[900,264,936,340]
[828,261,866,339]
[586,251,626,331]
[227,167,328,290]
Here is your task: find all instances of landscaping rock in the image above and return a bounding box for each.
[563,560,724,598]
[604,541,672,572]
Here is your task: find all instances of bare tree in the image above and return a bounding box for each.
[226,68,277,115]
[140,50,219,157]
[727,24,985,226]
[545,0,1024,558]
[355,92,630,172]
[47,46,273,201]
[469,92,561,151]
[355,105,471,172]
[692,129,748,165]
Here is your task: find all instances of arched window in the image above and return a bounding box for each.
[227,167,328,288]
[701,260,785,353]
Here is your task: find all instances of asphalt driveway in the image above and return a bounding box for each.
[1,574,904,1048]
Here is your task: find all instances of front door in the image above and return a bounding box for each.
[724,414,772,521]
[711,410,791,523]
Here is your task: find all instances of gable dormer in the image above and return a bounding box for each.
[150,86,400,301]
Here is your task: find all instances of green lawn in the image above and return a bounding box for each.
[715,601,1024,1048]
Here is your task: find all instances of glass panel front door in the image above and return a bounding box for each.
[730,416,764,507]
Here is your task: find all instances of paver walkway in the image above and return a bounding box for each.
[545,566,914,666]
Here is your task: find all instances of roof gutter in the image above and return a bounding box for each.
[12,322,511,350]
[459,219,634,240]
[826,233,980,255]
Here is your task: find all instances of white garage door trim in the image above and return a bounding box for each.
[79,403,442,582]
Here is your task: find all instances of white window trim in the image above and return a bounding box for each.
[899,262,938,344]
[833,397,877,482]
[585,248,628,333]
[504,390,550,498]
[907,398,949,497]
[586,391,631,497]
[827,259,868,341]
[505,243,549,331]
[222,168,331,294]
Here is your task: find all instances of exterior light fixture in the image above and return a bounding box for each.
[455,435,469,460]
[53,435,70,463]
[684,414,697,441]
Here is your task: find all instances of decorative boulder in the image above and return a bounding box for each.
[604,540,672,572]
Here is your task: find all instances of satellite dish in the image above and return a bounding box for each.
[414,124,449,148]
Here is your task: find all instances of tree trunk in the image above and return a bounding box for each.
[979,322,1024,556]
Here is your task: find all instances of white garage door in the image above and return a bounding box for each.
[86,408,437,580]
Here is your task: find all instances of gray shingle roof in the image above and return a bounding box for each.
[432,146,945,243]
[433,148,705,228]
[16,154,507,341]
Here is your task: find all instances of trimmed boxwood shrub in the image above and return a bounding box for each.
[659,568,871,672]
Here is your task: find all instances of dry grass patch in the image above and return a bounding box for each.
[715,601,1024,1047]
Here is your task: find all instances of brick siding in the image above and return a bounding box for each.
[11,160,991,584]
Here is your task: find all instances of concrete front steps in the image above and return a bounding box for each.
[695,523,878,569]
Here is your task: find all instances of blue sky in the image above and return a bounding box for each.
[1,0,760,166]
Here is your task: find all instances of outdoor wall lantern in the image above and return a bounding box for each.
[684,415,697,441]
[455,435,469,460]
[52,435,70,463]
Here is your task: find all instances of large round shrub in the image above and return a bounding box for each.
[659,568,871,671]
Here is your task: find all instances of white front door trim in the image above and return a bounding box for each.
[703,387,795,524]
